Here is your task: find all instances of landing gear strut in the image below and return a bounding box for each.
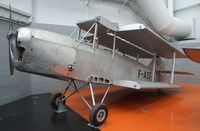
[50,80,112,127]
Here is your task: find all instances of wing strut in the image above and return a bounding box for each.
[107,33,154,56]
[112,33,116,58]
[151,53,157,82]
[75,22,96,48]
[92,23,98,53]
[170,51,176,84]
[136,53,139,62]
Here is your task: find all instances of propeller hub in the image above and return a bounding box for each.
[7,31,17,39]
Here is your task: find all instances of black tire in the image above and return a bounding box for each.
[50,92,65,110]
[89,103,108,127]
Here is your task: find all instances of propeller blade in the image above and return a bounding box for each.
[8,38,15,76]
[9,4,14,31]
[7,4,16,77]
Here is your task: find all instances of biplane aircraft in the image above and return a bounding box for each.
[7,8,191,126]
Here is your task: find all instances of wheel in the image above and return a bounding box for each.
[89,103,108,127]
[50,92,65,110]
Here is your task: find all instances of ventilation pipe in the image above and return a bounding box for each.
[135,0,191,38]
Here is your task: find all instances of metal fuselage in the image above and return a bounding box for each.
[14,27,154,85]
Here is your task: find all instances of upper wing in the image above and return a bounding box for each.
[113,80,181,89]
[117,25,186,58]
[77,16,186,59]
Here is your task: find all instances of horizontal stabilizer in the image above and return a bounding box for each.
[157,71,193,75]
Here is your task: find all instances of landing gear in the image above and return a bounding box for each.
[50,80,112,127]
[89,103,108,127]
[50,92,65,110]
[50,92,67,113]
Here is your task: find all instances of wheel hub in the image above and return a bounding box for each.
[55,96,61,106]
[96,109,106,122]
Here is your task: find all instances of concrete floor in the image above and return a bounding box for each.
[0,93,98,131]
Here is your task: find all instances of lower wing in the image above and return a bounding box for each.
[113,80,181,89]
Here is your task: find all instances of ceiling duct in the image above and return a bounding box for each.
[135,0,191,38]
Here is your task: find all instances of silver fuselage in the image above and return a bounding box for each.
[14,27,154,85]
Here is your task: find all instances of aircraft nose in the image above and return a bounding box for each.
[15,28,32,62]
[17,27,32,44]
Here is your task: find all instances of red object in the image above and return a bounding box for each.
[183,48,200,63]
[62,84,200,131]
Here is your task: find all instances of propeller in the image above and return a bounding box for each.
[7,4,17,77]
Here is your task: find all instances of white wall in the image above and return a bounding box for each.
[175,0,200,10]
[0,0,172,27]
[175,7,200,39]
[174,0,200,39]
[0,0,32,13]
[35,0,139,26]
[1,0,198,31]
[0,0,141,26]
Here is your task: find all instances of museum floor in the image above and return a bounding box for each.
[1,83,200,131]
